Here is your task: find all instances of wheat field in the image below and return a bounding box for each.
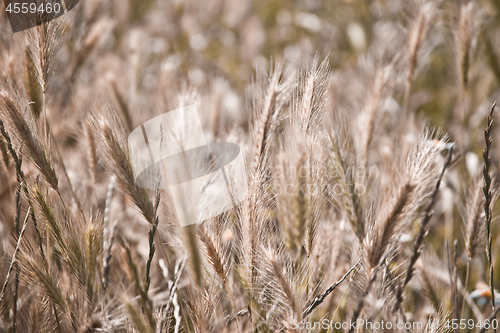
[1,0,500,332]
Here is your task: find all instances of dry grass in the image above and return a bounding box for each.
[1,0,500,332]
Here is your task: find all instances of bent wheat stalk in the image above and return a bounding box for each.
[303,257,362,317]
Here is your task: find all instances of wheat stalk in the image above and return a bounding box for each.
[483,102,496,315]
[0,208,30,307]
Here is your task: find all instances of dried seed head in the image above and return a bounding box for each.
[0,89,58,190]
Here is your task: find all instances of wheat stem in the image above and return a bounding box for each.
[0,208,30,306]
[224,279,241,331]
[11,163,23,333]
[460,260,471,326]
